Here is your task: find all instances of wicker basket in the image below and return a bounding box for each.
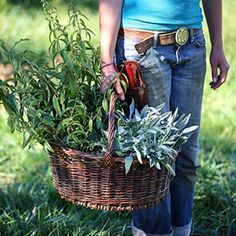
[48,92,178,211]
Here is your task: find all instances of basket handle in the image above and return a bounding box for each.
[101,91,118,168]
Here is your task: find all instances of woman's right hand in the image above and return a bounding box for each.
[100,64,125,100]
[99,0,124,100]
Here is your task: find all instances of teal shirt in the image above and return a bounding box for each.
[122,0,203,31]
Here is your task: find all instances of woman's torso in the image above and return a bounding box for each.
[122,0,203,31]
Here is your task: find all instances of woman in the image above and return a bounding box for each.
[99,1,229,235]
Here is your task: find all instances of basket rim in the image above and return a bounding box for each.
[49,142,124,160]
[48,142,180,165]
[49,144,149,164]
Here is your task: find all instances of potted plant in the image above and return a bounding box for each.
[0,1,197,211]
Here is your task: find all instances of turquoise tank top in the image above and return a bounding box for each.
[122,0,203,31]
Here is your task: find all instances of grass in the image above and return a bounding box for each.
[0,0,236,235]
[0,112,131,236]
[0,0,99,56]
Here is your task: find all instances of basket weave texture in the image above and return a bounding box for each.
[48,92,177,211]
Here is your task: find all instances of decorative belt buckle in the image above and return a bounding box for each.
[175,27,189,46]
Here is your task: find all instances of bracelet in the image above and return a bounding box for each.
[100,62,115,70]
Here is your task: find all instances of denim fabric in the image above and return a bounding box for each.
[115,29,206,235]
[132,221,174,236]
[172,218,192,236]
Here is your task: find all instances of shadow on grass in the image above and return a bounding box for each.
[192,131,236,236]
[0,157,131,236]
[1,156,235,235]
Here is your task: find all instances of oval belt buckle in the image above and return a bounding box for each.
[175,26,189,46]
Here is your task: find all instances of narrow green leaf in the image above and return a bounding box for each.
[125,155,133,174]
[22,133,33,149]
[89,117,93,132]
[52,94,61,116]
[120,80,127,93]
[45,70,61,79]
[165,163,175,176]
[129,99,135,119]
[7,115,16,133]
[155,161,161,170]
[60,87,66,110]
[182,114,191,125]
[182,125,198,134]
[69,76,77,97]
[6,93,19,116]
[102,98,108,113]
[133,145,142,164]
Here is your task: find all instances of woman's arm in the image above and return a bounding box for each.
[202,0,230,90]
[99,0,125,100]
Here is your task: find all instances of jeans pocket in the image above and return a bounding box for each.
[115,35,150,64]
[137,47,152,64]
[192,30,206,48]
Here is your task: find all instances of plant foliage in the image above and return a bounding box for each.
[0,1,109,152]
[0,1,198,175]
[98,100,198,174]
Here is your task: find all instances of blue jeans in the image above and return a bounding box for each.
[115,29,206,235]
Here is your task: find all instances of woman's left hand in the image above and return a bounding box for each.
[209,46,230,90]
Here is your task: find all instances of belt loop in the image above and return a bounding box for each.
[190,29,194,42]
[153,32,159,48]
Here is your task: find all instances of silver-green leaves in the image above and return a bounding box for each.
[125,155,133,174]
[114,100,198,175]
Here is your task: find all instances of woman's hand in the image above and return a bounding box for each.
[209,46,230,90]
[202,0,230,90]
[100,64,125,100]
[99,0,124,99]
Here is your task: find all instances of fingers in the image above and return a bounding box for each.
[100,77,112,94]
[209,62,219,89]
[100,72,115,94]
[210,62,230,90]
[100,64,117,94]
[209,48,230,90]
[211,63,218,83]
[100,72,125,100]
[219,62,230,84]
[113,79,125,100]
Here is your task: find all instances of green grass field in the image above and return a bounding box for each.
[0,1,236,235]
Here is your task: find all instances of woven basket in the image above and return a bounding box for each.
[48,92,178,211]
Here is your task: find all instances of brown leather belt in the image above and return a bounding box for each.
[118,27,200,54]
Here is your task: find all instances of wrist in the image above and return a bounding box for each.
[211,44,224,55]
[101,63,116,75]
[211,39,223,50]
[100,53,114,65]
[100,61,114,69]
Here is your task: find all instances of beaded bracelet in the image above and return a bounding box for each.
[100,62,115,70]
